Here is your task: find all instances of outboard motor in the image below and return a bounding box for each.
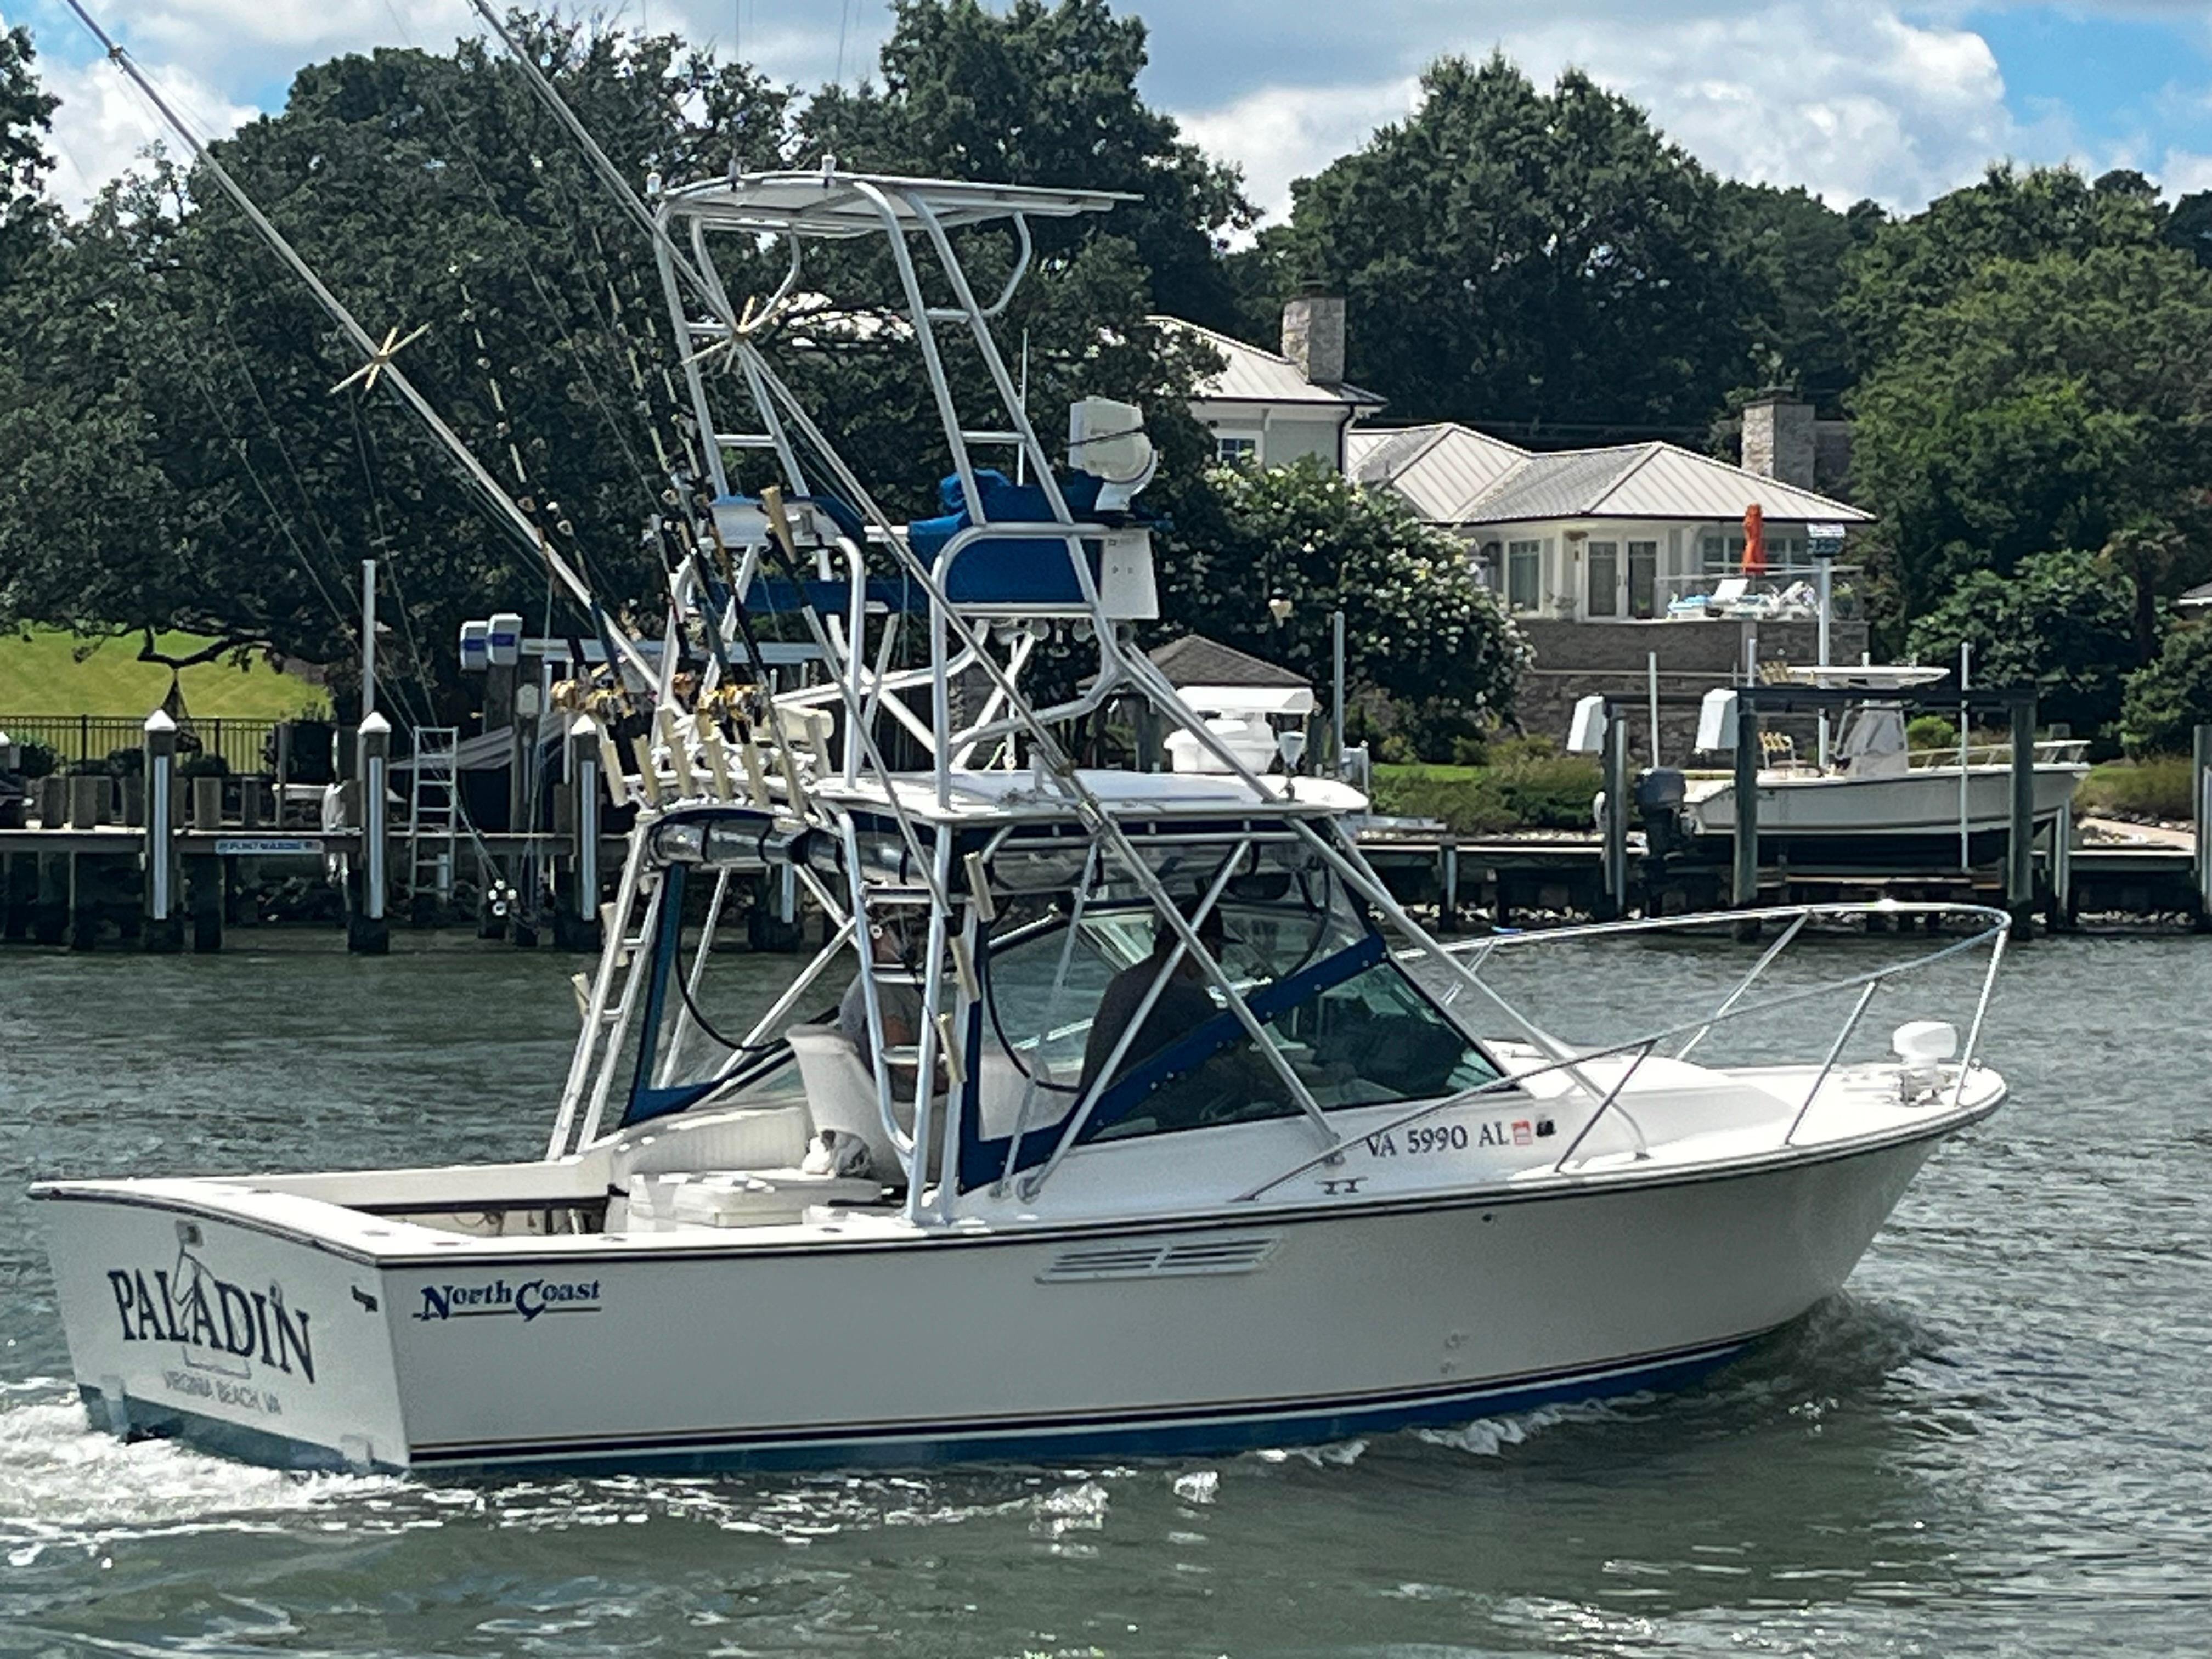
[1633,766,1689,860]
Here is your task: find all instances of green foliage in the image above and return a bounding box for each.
[1905,714,1959,752]
[0,24,57,285]
[2167,191,2212,271]
[2120,622,2212,757]
[1903,550,2136,736]
[800,0,1252,331]
[0,4,1220,719]
[1369,748,1601,834]
[1848,238,2212,620]
[1717,183,1882,413]
[1155,457,1528,751]
[1245,54,1751,441]
[1841,164,2173,374]
[2076,757,2196,819]
[14,738,55,779]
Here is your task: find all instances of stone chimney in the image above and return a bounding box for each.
[1280,292,1346,385]
[1741,393,1816,489]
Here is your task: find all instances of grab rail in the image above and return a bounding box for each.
[1241,900,2009,1203]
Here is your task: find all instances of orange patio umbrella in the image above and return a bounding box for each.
[1741,503,1767,577]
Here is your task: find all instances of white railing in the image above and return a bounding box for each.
[1238,900,2009,1201]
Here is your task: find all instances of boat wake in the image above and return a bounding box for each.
[0,1384,402,1565]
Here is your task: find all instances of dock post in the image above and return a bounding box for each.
[142,712,183,952]
[2007,697,2036,935]
[1601,708,1629,922]
[1439,842,1460,934]
[2194,724,2212,933]
[1731,693,1760,936]
[557,716,604,952]
[1,852,29,941]
[348,713,391,955]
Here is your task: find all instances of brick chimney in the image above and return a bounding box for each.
[1280,292,1346,385]
[1741,393,1816,489]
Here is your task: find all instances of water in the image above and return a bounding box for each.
[2,930,2208,1656]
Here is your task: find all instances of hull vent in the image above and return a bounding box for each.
[1040,1235,1279,1282]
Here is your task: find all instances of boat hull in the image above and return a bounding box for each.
[37,1126,1951,1474]
[1675,765,2084,866]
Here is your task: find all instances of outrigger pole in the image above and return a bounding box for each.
[62,1,656,687]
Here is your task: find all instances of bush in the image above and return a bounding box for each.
[1370,749,1604,834]
[178,753,231,779]
[1369,765,1515,834]
[2076,758,2196,821]
[2121,620,2212,758]
[1906,714,1959,751]
[14,739,55,778]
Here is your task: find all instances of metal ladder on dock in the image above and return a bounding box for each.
[407,726,460,899]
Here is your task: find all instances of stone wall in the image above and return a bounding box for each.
[1511,616,1872,761]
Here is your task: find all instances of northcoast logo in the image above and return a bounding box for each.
[105,1260,317,1385]
[413,1277,602,1324]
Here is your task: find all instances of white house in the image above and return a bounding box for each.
[1346,423,1872,622]
[1156,297,1385,471]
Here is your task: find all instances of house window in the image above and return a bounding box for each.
[1507,540,1542,613]
[1585,541,1618,618]
[1215,435,1259,464]
[1700,534,1747,575]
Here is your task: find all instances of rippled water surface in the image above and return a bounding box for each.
[2,929,2208,1656]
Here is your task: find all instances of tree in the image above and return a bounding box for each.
[1,21,792,714]
[1155,458,1527,754]
[0,23,57,285]
[1245,54,1753,443]
[1717,183,1882,416]
[1902,550,2136,738]
[1840,164,2171,375]
[1848,243,2212,622]
[2120,620,2212,755]
[797,0,1252,331]
[2166,190,2212,271]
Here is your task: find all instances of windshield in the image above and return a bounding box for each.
[973,855,1499,1164]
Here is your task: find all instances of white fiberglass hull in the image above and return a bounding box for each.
[1683,764,2085,839]
[33,1098,1990,1474]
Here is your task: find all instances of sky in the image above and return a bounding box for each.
[7,1,2212,227]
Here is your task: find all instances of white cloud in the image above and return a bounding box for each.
[36,50,259,209]
[1176,2,2039,219]
[1178,76,1421,231]
[2159,150,2212,195]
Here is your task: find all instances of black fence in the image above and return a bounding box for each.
[0,713,281,776]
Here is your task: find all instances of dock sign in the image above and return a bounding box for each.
[212,838,325,856]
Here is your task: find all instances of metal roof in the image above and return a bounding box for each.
[1346,423,1531,522]
[1156,318,1386,410]
[661,171,1131,239]
[1363,437,1874,528]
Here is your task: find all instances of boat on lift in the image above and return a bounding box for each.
[1582,665,2089,866]
[35,159,2015,1474]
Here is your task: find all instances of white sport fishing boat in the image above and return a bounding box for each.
[30,59,2016,1474]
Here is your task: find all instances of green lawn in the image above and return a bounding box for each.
[0,629,328,719]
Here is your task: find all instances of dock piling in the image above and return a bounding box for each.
[556,716,604,951]
[142,711,183,952]
[348,713,391,955]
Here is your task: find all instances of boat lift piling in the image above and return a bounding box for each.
[2194,723,2212,932]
